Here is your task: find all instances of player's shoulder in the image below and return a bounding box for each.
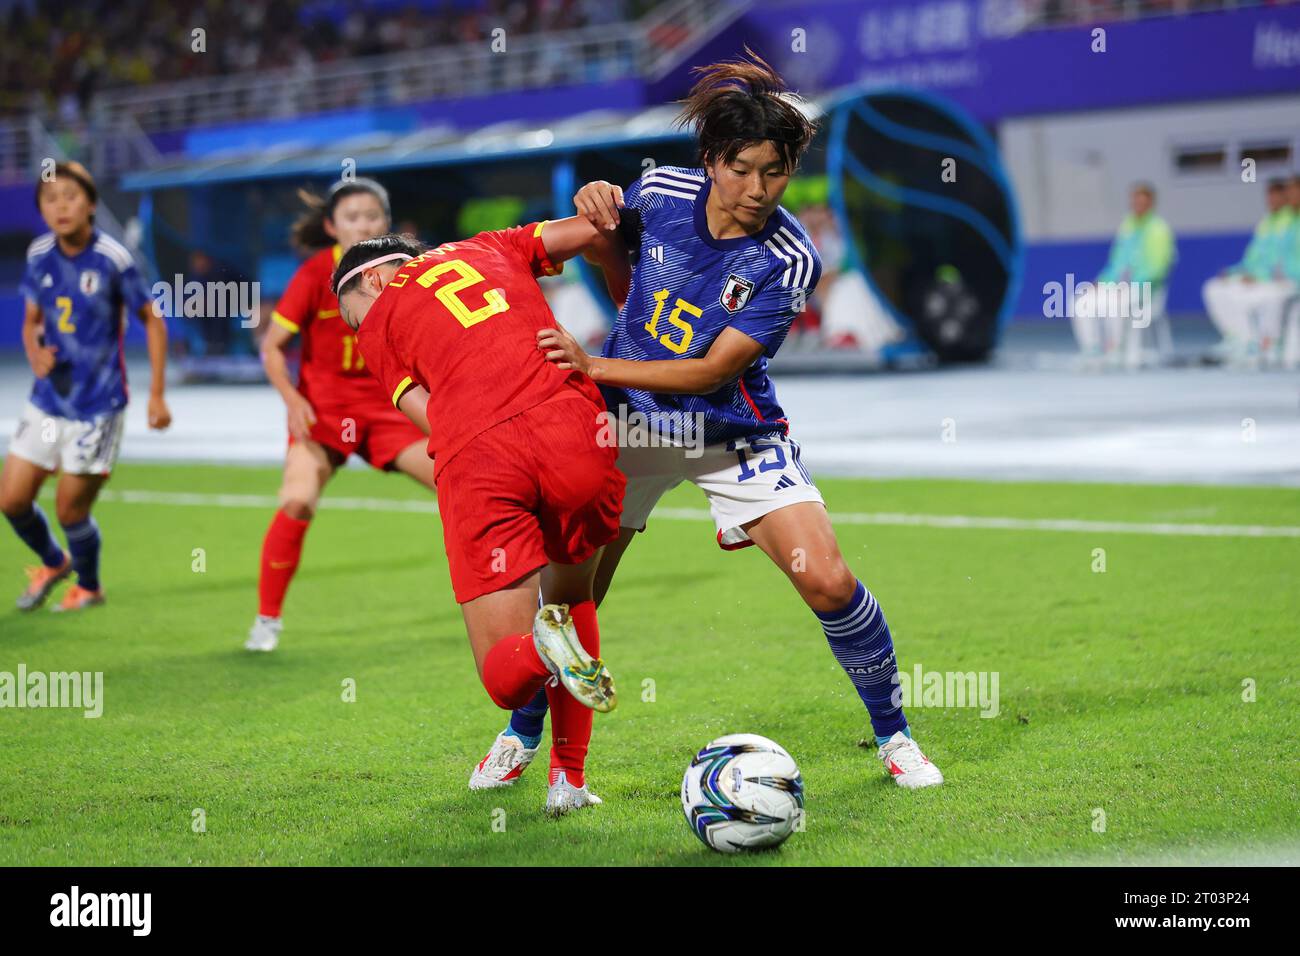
[456,225,545,268]
[287,246,341,299]
[303,245,341,276]
[630,165,707,204]
[26,231,57,264]
[91,230,136,273]
[759,207,821,289]
[458,227,512,253]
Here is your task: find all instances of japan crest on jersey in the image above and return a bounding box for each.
[719,273,754,314]
[79,270,100,295]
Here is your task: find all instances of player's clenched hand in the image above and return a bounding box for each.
[147,394,172,431]
[537,323,590,375]
[574,181,624,232]
[286,392,317,442]
[27,343,58,378]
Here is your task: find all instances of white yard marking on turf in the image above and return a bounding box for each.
[84,489,1300,539]
[98,489,437,513]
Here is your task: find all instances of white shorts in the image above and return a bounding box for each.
[616,432,825,549]
[8,401,126,476]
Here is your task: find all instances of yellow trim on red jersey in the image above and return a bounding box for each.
[271,311,300,333]
[532,220,562,276]
[391,376,415,407]
[317,308,340,319]
[332,244,343,265]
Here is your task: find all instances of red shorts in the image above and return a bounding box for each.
[435,390,625,604]
[292,399,425,471]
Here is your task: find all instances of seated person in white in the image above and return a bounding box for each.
[1071,182,1175,362]
[1202,177,1295,362]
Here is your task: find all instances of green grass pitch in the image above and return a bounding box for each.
[1,462,1296,866]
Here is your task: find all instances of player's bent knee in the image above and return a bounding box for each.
[800,564,859,613]
[0,493,30,518]
[55,502,91,526]
[279,497,316,521]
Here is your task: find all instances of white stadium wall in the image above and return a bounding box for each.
[1001,94,1300,243]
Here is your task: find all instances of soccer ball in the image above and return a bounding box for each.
[680,733,804,853]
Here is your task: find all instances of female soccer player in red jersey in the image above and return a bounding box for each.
[331,218,628,815]
[246,178,432,652]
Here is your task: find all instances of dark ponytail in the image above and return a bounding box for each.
[677,47,817,174]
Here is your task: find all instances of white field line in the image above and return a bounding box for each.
[84,488,1300,539]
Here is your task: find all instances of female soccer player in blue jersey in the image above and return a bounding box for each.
[0,161,171,612]
[473,51,943,791]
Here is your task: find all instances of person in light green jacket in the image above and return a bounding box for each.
[1203,177,1295,363]
[1071,182,1176,359]
[1279,175,1300,285]
[1279,175,1300,368]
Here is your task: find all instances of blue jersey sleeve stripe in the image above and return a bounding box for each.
[642,185,699,201]
[642,168,704,188]
[93,235,134,272]
[773,230,804,289]
[27,234,55,260]
[639,179,700,195]
[765,234,797,288]
[776,226,814,290]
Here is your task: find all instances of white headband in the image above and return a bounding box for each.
[335,253,414,295]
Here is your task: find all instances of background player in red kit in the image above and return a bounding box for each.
[331,220,627,815]
[247,178,433,652]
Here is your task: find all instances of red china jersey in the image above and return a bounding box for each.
[357,222,604,472]
[272,245,389,409]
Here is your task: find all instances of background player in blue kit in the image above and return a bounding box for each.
[0,161,172,612]
[473,51,944,791]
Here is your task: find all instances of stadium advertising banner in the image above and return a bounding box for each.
[750,0,1300,121]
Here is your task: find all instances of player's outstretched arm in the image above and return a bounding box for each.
[538,324,764,396]
[538,216,631,308]
[138,303,172,430]
[260,321,317,441]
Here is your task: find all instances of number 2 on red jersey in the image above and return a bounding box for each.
[391,248,510,329]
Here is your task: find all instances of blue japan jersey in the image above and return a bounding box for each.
[19,230,152,421]
[599,166,820,446]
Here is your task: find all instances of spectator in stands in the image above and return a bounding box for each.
[1071,182,1176,365]
[0,0,668,121]
[1202,177,1294,365]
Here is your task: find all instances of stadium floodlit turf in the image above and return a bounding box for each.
[1,463,1296,866]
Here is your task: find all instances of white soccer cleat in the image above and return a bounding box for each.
[878,731,944,789]
[545,771,603,816]
[469,732,539,791]
[244,615,282,652]
[532,604,616,712]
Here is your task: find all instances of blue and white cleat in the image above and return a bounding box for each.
[546,771,603,816]
[469,732,538,791]
[532,604,616,713]
[878,732,944,789]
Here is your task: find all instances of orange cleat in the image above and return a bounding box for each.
[51,584,105,613]
[16,555,72,611]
